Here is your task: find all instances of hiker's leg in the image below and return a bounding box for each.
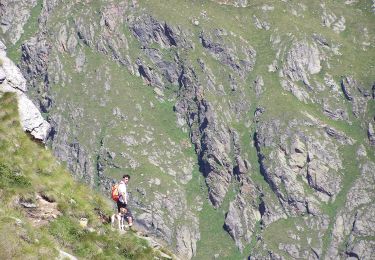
[111,214,116,227]
[117,214,122,230]
[128,216,133,226]
[126,208,133,226]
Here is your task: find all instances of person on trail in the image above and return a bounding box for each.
[117,174,133,227]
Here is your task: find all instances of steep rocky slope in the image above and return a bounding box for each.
[0,92,165,259]
[0,40,50,141]
[1,0,374,259]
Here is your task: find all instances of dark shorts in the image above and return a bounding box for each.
[117,200,127,212]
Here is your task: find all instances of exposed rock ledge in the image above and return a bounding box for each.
[0,40,50,141]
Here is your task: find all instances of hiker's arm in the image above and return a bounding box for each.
[122,190,127,204]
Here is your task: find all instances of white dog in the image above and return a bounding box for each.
[111,207,128,231]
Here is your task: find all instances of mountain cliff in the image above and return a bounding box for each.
[1,0,374,259]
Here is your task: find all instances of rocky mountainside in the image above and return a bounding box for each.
[1,0,374,259]
[0,91,167,259]
[0,40,50,141]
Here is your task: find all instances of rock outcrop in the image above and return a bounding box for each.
[327,158,375,259]
[199,30,256,79]
[175,66,233,208]
[368,122,375,146]
[0,41,50,141]
[341,76,371,118]
[280,41,321,102]
[0,0,37,44]
[135,190,200,259]
[130,14,192,49]
[224,177,260,252]
[255,117,348,216]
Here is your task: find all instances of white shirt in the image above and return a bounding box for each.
[118,181,127,204]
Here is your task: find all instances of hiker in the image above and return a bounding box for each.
[117,174,133,227]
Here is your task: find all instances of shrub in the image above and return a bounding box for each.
[0,163,30,188]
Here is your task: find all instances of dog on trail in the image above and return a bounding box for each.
[111,207,128,231]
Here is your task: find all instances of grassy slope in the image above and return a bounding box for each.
[0,92,157,259]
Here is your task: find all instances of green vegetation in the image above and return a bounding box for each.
[263,216,320,258]
[0,92,158,259]
[1,0,374,258]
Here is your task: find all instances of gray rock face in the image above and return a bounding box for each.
[341,76,357,101]
[282,41,321,87]
[0,41,50,141]
[100,2,127,32]
[307,160,339,197]
[255,118,346,215]
[135,190,200,259]
[254,75,264,97]
[142,48,180,85]
[176,221,200,259]
[253,15,270,30]
[20,36,52,112]
[4,1,374,259]
[96,2,132,69]
[48,114,96,186]
[0,67,6,84]
[321,5,346,34]
[199,30,256,78]
[368,122,375,146]
[0,0,37,44]
[251,213,330,259]
[0,41,5,51]
[1,47,26,92]
[136,58,164,87]
[129,15,187,88]
[74,17,95,47]
[174,64,253,211]
[327,161,375,260]
[130,14,192,49]
[175,66,233,207]
[341,76,371,118]
[322,101,349,121]
[224,177,260,252]
[286,41,321,78]
[197,58,216,92]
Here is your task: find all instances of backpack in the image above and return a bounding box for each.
[111,183,119,202]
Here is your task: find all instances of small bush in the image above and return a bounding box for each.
[49,216,83,247]
[0,163,30,188]
[0,222,22,259]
